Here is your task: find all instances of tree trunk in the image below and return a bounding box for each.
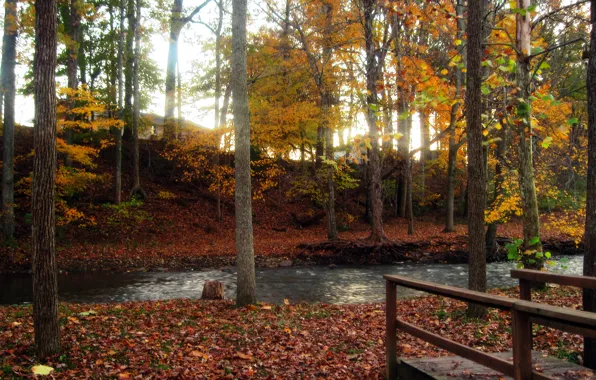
[444,0,464,233]
[214,0,224,222]
[465,0,487,319]
[114,0,125,205]
[1,0,17,239]
[362,0,387,242]
[232,0,256,306]
[323,93,338,240]
[33,0,60,357]
[201,280,224,300]
[124,0,134,138]
[130,0,145,199]
[516,0,542,269]
[420,110,430,199]
[406,114,414,234]
[164,0,183,141]
[584,0,596,369]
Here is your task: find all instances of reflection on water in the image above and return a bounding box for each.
[0,256,583,305]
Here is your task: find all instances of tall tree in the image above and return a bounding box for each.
[164,0,211,140]
[516,0,543,267]
[584,0,596,369]
[130,0,145,199]
[361,0,390,242]
[444,0,465,233]
[232,0,256,306]
[33,0,60,357]
[1,0,18,239]
[114,0,125,204]
[466,0,487,318]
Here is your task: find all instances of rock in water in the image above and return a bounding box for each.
[201,281,225,300]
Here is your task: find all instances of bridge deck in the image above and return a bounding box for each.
[398,351,594,380]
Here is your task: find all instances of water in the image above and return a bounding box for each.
[0,256,583,305]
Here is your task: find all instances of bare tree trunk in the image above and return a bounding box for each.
[1,0,17,239]
[130,0,145,199]
[164,0,183,141]
[406,114,414,234]
[362,0,387,242]
[584,0,596,369]
[114,0,125,205]
[444,0,464,233]
[516,0,542,269]
[232,0,256,306]
[466,0,487,318]
[323,93,338,240]
[214,0,224,222]
[420,110,429,199]
[33,0,60,357]
[124,0,134,138]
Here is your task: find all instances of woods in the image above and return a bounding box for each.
[2,0,596,375]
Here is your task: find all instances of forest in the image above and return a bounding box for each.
[1,0,596,377]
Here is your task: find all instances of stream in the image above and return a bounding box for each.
[0,255,583,305]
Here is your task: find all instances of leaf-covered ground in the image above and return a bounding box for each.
[1,287,591,379]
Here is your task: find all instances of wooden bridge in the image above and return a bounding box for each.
[385,269,596,379]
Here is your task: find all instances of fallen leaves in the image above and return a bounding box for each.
[0,286,589,379]
[31,365,54,376]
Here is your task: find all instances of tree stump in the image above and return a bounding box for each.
[201,281,225,300]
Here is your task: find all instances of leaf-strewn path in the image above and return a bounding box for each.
[1,287,591,379]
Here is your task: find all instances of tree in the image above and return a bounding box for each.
[465,0,487,318]
[115,0,125,204]
[1,0,18,239]
[164,0,211,140]
[130,0,146,199]
[515,0,543,268]
[360,0,390,243]
[584,0,596,369]
[232,0,256,306]
[32,0,61,358]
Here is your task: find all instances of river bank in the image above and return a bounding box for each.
[0,231,583,275]
[0,286,588,379]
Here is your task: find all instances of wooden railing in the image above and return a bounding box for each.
[511,269,596,301]
[385,274,596,380]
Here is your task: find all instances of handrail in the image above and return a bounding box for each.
[382,274,516,310]
[511,269,596,289]
[385,274,596,380]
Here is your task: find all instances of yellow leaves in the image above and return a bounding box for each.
[31,365,54,376]
[440,69,449,76]
[454,39,462,46]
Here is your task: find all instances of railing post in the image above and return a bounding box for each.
[386,280,397,380]
[512,307,533,380]
[519,279,532,301]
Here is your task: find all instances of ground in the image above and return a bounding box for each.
[0,287,592,379]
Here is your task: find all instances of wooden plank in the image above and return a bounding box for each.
[386,280,397,380]
[399,352,579,380]
[384,275,516,310]
[514,300,596,330]
[512,308,533,379]
[395,319,515,377]
[511,269,596,289]
[531,315,596,339]
[519,279,532,301]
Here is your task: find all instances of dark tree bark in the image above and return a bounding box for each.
[584,0,596,369]
[465,0,487,318]
[1,0,17,239]
[232,0,256,306]
[361,0,388,242]
[130,0,145,199]
[33,0,60,358]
